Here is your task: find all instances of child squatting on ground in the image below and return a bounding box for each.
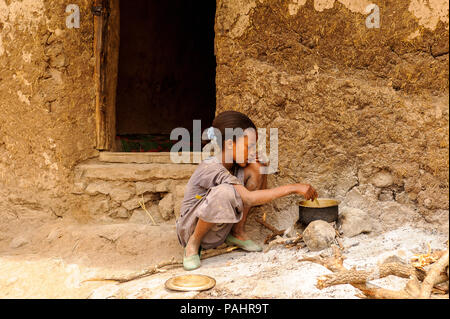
[176,111,318,271]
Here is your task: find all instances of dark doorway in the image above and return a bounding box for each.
[115,0,216,152]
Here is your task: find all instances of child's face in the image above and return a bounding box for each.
[233,128,257,167]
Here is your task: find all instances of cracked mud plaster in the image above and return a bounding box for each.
[287,0,449,31]
[216,0,258,38]
[289,0,372,15]
[408,0,450,30]
[0,0,448,227]
[215,0,449,228]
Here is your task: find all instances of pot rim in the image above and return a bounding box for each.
[298,198,340,208]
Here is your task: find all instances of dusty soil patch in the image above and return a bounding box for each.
[0,214,447,299]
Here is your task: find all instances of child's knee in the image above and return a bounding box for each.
[202,183,244,216]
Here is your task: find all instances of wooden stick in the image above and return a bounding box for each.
[435,280,449,293]
[300,244,449,299]
[264,233,276,244]
[255,217,285,244]
[201,246,240,259]
[298,245,425,299]
[356,286,412,299]
[316,262,426,289]
[419,250,449,299]
[336,238,345,251]
[255,217,284,235]
[411,249,447,270]
[263,235,304,253]
[298,244,347,274]
[84,246,240,284]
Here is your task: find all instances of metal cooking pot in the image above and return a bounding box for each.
[298,198,340,225]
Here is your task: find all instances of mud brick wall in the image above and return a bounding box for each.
[0,1,98,221]
[215,0,449,230]
[0,0,448,231]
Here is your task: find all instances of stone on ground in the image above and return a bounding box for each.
[302,220,336,251]
[338,206,374,238]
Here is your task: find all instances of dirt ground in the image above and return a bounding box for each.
[0,212,447,299]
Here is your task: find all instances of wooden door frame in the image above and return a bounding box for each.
[93,0,119,151]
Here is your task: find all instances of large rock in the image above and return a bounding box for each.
[135,180,172,195]
[338,206,374,237]
[85,181,113,196]
[302,220,336,251]
[370,171,394,188]
[85,181,134,202]
[135,182,155,195]
[154,180,172,193]
[174,184,188,218]
[159,193,174,221]
[122,193,160,211]
[109,186,134,202]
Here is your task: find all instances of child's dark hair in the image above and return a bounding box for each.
[210,111,256,147]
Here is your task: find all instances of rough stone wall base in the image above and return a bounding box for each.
[72,154,197,224]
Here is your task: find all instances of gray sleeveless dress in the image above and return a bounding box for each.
[176,156,245,249]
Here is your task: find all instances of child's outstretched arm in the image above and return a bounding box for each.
[234,183,318,207]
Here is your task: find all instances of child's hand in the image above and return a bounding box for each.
[294,184,318,201]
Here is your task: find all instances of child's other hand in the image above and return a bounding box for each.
[294,184,318,201]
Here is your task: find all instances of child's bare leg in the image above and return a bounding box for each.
[231,162,267,240]
[231,206,251,240]
[185,219,215,257]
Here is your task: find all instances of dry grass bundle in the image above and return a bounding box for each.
[138,194,157,226]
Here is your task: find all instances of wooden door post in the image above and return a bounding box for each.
[93,0,119,151]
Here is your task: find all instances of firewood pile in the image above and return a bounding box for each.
[256,216,449,299]
[298,244,449,299]
[255,217,305,252]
